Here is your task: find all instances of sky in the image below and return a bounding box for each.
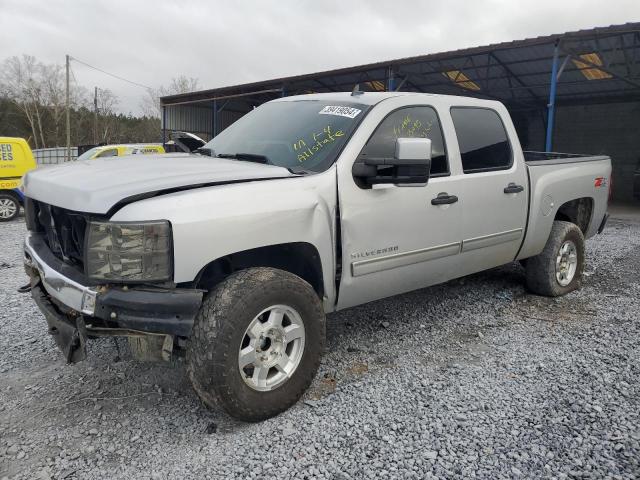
[1,0,639,115]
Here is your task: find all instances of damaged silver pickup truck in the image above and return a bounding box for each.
[21,92,611,421]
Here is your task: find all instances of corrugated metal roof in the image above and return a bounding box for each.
[161,23,640,109]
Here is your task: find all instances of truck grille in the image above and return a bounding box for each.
[26,198,87,272]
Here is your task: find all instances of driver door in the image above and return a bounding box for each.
[336,105,464,310]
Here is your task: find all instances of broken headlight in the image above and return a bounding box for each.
[86,221,172,282]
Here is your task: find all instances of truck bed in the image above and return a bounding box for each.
[524,151,609,166]
[517,152,611,261]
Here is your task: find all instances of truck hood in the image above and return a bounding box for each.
[23,153,295,214]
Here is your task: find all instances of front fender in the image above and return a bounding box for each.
[111,170,338,307]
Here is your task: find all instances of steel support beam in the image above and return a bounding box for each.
[161,105,167,145]
[394,75,409,91]
[217,99,230,113]
[313,78,337,92]
[212,99,217,138]
[545,42,560,152]
[489,52,545,104]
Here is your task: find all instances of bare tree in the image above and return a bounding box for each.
[40,63,66,146]
[1,54,159,147]
[140,76,199,118]
[96,88,119,142]
[0,55,87,148]
[1,55,45,148]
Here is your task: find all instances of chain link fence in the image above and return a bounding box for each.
[33,147,78,165]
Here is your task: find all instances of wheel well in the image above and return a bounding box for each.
[194,243,324,298]
[0,190,20,201]
[554,197,593,234]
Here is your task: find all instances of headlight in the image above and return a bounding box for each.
[86,221,172,282]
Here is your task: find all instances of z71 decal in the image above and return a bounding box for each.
[594,177,607,188]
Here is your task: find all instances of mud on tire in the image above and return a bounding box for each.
[187,267,325,422]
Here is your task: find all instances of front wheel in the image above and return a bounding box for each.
[0,193,20,222]
[525,220,585,296]
[187,267,325,421]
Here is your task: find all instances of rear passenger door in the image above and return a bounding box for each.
[450,106,528,275]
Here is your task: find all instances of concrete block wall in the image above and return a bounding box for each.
[512,101,640,203]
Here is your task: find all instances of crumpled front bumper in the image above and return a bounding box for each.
[30,284,89,363]
[24,232,98,315]
[23,232,203,363]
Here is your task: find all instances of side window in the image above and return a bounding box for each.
[360,106,449,176]
[96,148,118,158]
[450,108,512,173]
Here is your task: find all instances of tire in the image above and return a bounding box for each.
[525,220,585,296]
[0,193,20,222]
[187,267,325,422]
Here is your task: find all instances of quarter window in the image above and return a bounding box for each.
[97,149,118,158]
[450,108,512,173]
[360,106,449,176]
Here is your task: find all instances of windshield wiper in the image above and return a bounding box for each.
[194,148,213,156]
[216,153,270,164]
[214,152,312,174]
[286,166,314,175]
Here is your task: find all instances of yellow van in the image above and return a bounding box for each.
[77,144,165,161]
[0,137,36,222]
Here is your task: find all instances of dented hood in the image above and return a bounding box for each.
[23,153,294,214]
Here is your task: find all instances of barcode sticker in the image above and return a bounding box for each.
[319,105,362,119]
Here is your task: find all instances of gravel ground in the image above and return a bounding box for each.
[1,213,639,479]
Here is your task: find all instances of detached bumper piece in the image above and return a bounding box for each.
[31,285,88,363]
[93,287,203,337]
[24,231,204,363]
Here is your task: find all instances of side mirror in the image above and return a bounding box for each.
[352,137,432,188]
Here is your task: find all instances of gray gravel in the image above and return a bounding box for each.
[1,213,639,479]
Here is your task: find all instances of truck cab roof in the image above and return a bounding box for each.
[273,91,504,108]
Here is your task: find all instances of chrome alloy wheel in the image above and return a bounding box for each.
[555,240,578,286]
[0,198,17,219]
[239,305,306,392]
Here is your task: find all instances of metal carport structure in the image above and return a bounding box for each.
[161,22,640,201]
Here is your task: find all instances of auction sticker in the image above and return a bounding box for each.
[319,105,362,119]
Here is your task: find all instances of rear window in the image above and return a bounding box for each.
[96,148,118,158]
[77,147,100,161]
[450,108,512,173]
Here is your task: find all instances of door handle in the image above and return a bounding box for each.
[504,183,524,194]
[431,193,458,205]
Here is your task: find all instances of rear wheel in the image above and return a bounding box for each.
[0,193,20,222]
[187,267,325,421]
[525,220,585,296]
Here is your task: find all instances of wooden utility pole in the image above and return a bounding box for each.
[94,86,98,144]
[65,54,71,162]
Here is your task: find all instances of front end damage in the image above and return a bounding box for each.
[23,231,203,363]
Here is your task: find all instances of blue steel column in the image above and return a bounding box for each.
[545,41,560,152]
[387,66,394,91]
[161,105,167,145]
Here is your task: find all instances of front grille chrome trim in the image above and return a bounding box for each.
[24,232,97,315]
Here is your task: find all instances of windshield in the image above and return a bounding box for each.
[77,147,100,161]
[202,100,369,172]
